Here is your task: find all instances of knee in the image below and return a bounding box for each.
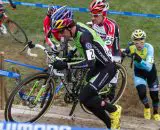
[150,91,159,104]
[136,84,148,103]
[79,84,97,104]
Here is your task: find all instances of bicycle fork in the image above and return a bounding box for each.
[26,79,49,106]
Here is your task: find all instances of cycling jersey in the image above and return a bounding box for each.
[124,42,159,91]
[90,17,121,57]
[126,43,154,71]
[69,22,113,70]
[43,15,60,50]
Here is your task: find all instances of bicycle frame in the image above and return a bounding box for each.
[25,41,87,115]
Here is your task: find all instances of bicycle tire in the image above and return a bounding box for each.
[5,20,28,44]
[80,62,127,114]
[5,72,55,123]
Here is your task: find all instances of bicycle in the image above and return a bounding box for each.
[5,41,127,123]
[0,11,28,44]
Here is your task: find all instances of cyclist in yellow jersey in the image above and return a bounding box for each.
[122,29,160,121]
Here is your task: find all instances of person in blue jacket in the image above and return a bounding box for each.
[123,29,160,121]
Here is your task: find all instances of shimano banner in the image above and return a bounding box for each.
[0,122,104,130]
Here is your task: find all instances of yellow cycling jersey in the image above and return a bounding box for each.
[129,45,148,60]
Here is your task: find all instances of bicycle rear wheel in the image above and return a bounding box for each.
[5,20,28,44]
[109,62,127,104]
[80,62,127,114]
[5,72,55,123]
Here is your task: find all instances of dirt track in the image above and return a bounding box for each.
[0,105,160,130]
[0,37,160,130]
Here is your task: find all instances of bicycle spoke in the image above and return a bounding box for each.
[5,73,55,123]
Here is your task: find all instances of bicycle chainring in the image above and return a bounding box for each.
[64,93,74,103]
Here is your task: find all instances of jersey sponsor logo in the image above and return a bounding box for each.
[85,42,92,49]
[93,45,109,63]
[92,24,106,39]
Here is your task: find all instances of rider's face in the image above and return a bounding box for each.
[91,13,104,25]
[133,39,145,51]
[59,29,72,40]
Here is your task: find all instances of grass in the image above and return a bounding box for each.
[4,0,160,56]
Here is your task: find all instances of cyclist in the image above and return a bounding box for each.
[122,29,160,121]
[87,0,121,101]
[51,6,122,130]
[43,6,60,53]
[0,0,16,34]
[43,5,75,55]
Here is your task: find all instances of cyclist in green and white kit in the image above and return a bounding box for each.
[51,6,122,130]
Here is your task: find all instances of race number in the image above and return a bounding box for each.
[86,49,95,60]
[148,57,154,64]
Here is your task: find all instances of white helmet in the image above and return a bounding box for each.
[131,29,146,41]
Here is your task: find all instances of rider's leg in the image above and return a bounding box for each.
[79,63,121,129]
[79,84,112,128]
[136,84,151,120]
[149,91,159,114]
[147,64,160,121]
[136,84,150,108]
[148,81,160,120]
[134,74,151,119]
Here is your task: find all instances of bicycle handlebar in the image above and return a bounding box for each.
[27,44,46,57]
[26,41,84,62]
[121,51,133,68]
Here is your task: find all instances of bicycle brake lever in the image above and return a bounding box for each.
[28,41,35,49]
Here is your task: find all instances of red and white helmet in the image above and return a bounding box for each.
[89,0,109,15]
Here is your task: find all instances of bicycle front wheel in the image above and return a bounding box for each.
[5,72,55,123]
[5,20,28,44]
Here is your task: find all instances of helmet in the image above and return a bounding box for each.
[51,6,73,21]
[51,6,73,30]
[52,18,74,30]
[89,0,109,15]
[47,6,56,16]
[131,29,146,41]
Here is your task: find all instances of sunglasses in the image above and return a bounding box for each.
[58,29,65,34]
[90,13,102,18]
[133,40,145,45]
[134,38,145,41]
